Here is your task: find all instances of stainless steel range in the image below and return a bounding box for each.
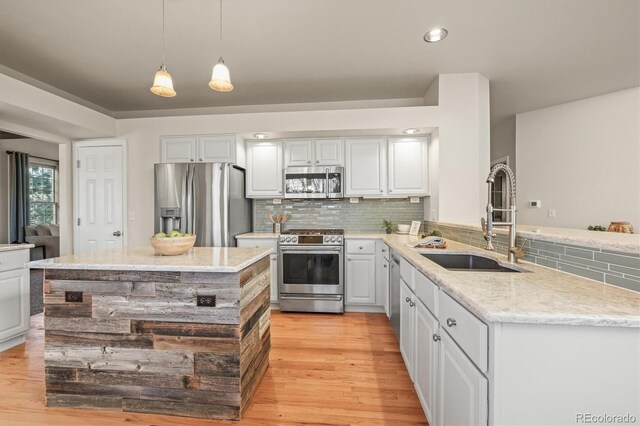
[278,229,344,313]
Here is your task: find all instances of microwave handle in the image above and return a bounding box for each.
[325,168,329,198]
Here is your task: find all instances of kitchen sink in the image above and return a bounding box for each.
[421,253,525,272]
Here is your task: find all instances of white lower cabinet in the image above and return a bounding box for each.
[400,280,415,380]
[415,299,439,425]
[438,330,488,426]
[0,249,30,352]
[269,254,278,303]
[345,254,376,305]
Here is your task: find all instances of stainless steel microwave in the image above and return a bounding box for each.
[284,166,344,199]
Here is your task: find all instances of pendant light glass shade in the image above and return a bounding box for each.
[150,64,176,97]
[209,57,233,92]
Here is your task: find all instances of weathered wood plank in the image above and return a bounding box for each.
[240,287,270,337]
[131,282,156,296]
[45,302,92,318]
[122,399,240,420]
[139,386,240,406]
[240,340,270,414]
[153,335,239,354]
[185,375,240,392]
[92,295,240,324]
[45,269,181,282]
[238,257,270,287]
[180,271,239,284]
[131,320,239,338]
[46,367,190,390]
[45,344,194,375]
[44,317,131,334]
[153,282,239,300]
[193,353,240,377]
[47,381,142,398]
[46,393,123,410]
[46,280,133,295]
[46,331,154,349]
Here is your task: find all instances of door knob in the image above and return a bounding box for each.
[113,231,122,237]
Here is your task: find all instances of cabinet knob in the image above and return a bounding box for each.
[382,249,386,252]
[190,158,194,162]
[405,297,410,303]
[199,158,203,161]
[316,160,319,163]
[307,160,311,164]
[113,231,122,237]
[389,189,393,193]
[380,189,383,193]
[446,318,457,327]
[432,334,441,342]
[359,246,363,250]
[409,300,415,307]
[383,264,387,268]
[347,258,352,261]
[278,190,283,194]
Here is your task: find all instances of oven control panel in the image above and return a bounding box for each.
[279,235,343,245]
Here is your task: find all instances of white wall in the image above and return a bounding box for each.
[516,87,640,230]
[0,138,60,243]
[491,116,516,174]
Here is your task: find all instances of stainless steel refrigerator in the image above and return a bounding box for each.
[154,163,251,247]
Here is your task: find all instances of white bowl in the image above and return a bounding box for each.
[397,224,410,233]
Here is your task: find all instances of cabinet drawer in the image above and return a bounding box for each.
[346,240,376,255]
[439,291,488,373]
[0,249,29,272]
[236,238,277,252]
[414,271,438,316]
[399,257,414,290]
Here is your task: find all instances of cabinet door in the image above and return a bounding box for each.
[315,139,343,166]
[415,300,439,425]
[197,135,236,163]
[400,280,415,380]
[344,138,387,196]
[246,142,284,198]
[438,330,488,426]
[160,136,197,163]
[388,137,429,196]
[0,268,30,343]
[382,258,390,317]
[345,254,376,305]
[284,140,314,167]
[269,254,279,303]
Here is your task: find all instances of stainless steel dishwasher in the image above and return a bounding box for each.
[390,252,401,341]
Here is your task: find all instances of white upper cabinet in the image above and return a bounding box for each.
[161,136,197,163]
[388,137,429,196]
[345,138,387,196]
[315,139,343,166]
[284,139,344,167]
[246,141,284,198]
[284,140,314,166]
[160,134,245,167]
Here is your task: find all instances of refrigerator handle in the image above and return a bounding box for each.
[186,165,195,235]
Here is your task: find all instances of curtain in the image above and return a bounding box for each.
[9,151,30,243]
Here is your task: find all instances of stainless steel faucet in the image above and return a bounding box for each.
[483,163,518,263]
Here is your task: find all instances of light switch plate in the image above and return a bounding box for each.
[350,198,359,203]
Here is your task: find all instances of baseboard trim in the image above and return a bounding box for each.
[0,333,27,353]
[345,305,386,313]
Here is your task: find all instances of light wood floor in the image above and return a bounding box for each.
[0,311,428,425]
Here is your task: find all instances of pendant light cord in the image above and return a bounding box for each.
[219,0,223,57]
[162,0,166,65]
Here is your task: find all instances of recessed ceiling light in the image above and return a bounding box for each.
[423,28,448,43]
[253,133,268,139]
[402,128,420,135]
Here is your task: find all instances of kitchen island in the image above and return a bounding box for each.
[28,246,272,421]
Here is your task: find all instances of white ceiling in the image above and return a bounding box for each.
[0,0,637,124]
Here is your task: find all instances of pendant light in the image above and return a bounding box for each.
[150,0,176,97]
[209,0,233,92]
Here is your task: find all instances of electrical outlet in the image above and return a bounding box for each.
[128,211,135,221]
[272,199,282,205]
[548,209,556,218]
[528,200,541,208]
[350,198,359,203]
[197,295,216,307]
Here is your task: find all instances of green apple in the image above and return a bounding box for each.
[153,232,167,238]
[168,230,182,237]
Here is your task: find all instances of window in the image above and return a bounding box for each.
[29,161,58,225]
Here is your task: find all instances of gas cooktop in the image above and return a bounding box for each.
[281,229,344,236]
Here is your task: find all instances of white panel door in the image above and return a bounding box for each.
[438,330,488,426]
[284,140,314,167]
[160,136,196,163]
[345,254,376,305]
[415,300,439,425]
[388,137,429,196]
[400,280,416,380]
[345,138,387,196]
[315,139,343,166]
[269,254,278,303]
[75,145,125,253]
[246,141,283,198]
[0,267,30,343]
[197,135,236,163]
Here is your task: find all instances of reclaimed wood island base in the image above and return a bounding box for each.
[29,247,272,421]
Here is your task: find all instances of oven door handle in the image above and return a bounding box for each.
[280,295,343,301]
[279,246,343,252]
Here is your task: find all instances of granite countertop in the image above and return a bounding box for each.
[0,243,35,252]
[27,246,273,273]
[236,232,640,327]
[235,233,280,239]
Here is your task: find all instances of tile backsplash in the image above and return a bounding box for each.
[253,198,425,233]
[426,222,640,292]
